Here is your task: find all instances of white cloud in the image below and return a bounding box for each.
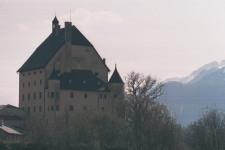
[16,23,31,31]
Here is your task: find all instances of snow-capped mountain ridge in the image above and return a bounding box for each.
[164,60,225,84]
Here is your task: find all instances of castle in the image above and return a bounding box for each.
[17,16,124,122]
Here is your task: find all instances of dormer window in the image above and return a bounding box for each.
[53,24,55,28]
[97,82,100,85]
[86,49,89,52]
[69,80,72,83]
[94,72,98,76]
[83,80,86,84]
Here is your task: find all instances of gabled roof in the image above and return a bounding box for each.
[0,121,25,135]
[17,19,110,73]
[59,69,109,92]
[49,66,59,80]
[0,104,20,111]
[108,65,124,84]
[17,29,65,73]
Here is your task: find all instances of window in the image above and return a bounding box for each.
[39,106,41,112]
[100,94,106,99]
[83,80,86,84]
[33,93,36,100]
[40,70,42,73]
[94,72,99,76]
[22,107,24,111]
[101,107,105,111]
[84,93,88,98]
[70,105,73,111]
[28,72,30,76]
[56,59,60,62]
[28,94,30,100]
[34,81,36,86]
[33,106,36,112]
[51,105,54,111]
[28,82,30,87]
[69,79,72,83]
[9,109,14,115]
[84,106,87,111]
[56,105,59,111]
[40,80,42,85]
[48,106,49,111]
[56,70,60,74]
[114,94,118,98]
[97,81,100,85]
[34,71,36,75]
[23,83,25,87]
[22,94,24,101]
[95,61,98,65]
[56,92,59,97]
[51,92,54,97]
[77,60,80,64]
[86,49,89,52]
[23,73,25,77]
[70,92,73,98]
[28,107,30,113]
[39,92,42,99]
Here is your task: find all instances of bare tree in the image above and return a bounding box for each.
[91,110,126,150]
[186,107,225,150]
[23,113,49,144]
[125,71,164,150]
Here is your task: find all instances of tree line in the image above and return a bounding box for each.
[1,71,225,150]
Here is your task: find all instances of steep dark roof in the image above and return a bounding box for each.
[59,69,110,92]
[72,26,93,46]
[49,66,59,80]
[17,29,65,73]
[52,16,59,24]
[108,65,124,84]
[0,105,20,111]
[17,19,110,73]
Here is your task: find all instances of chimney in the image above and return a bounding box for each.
[103,58,106,64]
[65,22,72,43]
[0,119,3,126]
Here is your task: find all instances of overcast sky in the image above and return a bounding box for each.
[1,0,225,106]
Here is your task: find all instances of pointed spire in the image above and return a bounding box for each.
[108,64,124,84]
[52,16,59,24]
[49,66,59,80]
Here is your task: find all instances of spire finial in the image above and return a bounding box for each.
[70,10,71,22]
[115,63,117,69]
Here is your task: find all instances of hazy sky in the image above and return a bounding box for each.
[1,0,225,106]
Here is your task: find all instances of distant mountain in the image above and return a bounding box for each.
[160,60,225,125]
[164,61,222,84]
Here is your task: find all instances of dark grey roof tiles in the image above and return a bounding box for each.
[17,29,65,73]
[52,16,59,24]
[108,66,124,84]
[17,21,110,73]
[59,69,109,92]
